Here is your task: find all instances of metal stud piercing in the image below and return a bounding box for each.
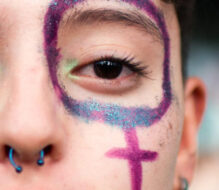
[9,148,22,173]
[37,150,45,166]
[181,178,189,190]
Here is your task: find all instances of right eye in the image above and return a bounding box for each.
[59,56,150,94]
[71,56,148,80]
[93,60,123,79]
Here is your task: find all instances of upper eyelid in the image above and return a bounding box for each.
[64,46,141,67]
[70,55,150,78]
[60,8,162,44]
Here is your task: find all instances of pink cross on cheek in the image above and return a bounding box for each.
[106,129,158,190]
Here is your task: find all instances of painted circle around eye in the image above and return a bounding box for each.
[45,0,171,128]
[93,60,123,79]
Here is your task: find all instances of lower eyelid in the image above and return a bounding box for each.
[68,73,139,94]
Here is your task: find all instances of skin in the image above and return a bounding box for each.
[0,0,206,190]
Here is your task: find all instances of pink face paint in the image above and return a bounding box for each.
[44,0,171,190]
[106,129,158,190]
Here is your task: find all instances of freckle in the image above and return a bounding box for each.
[165,121,173,140]
[159,141,165,148]
[168,122,173,130]
[113,173,119,180]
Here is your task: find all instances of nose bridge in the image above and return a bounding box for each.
[0,57,64,165]
[0,1,65,172]
[0,61,58,152]
[0,17,62,158]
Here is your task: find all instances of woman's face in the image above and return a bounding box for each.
[0,0,192,189]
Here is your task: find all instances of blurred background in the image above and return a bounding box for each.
[188,0,219,189]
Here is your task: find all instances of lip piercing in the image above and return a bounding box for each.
[9,148,45,173]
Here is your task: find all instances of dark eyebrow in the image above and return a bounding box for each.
[61,8,162,42]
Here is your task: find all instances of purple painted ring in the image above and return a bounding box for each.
[44,0,171,129]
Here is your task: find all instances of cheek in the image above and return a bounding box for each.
[60,101,183,189]
[138,103,183,189]
[59,119,130,188]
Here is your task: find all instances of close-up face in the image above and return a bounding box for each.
[0,0,206,190]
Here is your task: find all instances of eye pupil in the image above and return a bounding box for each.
[94,60,123,79]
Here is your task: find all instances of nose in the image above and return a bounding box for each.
[0,63,65,172]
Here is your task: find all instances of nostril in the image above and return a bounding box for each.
[5,145,53,173]
[4,145,10,157]
[44,145,53,155]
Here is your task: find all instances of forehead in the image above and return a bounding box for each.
[0,0,168,15]
[0,0,175,31]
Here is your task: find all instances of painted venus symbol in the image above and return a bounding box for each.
[44,0,171,190]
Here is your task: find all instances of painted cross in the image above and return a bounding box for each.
[106,129,158,190]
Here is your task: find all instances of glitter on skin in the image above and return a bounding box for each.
[44,1,171,190]
[61,98,158,128]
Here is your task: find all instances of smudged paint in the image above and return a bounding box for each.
[43,0,171,190]
[62,59,78,75]
[61,59,80,80]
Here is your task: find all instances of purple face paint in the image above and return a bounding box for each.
[44,0,171,129]
[44,1,171,190]
[106,129,158,190]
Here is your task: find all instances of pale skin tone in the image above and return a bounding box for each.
[0,0,206,189]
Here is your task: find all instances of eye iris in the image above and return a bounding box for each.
[93,60,123,79]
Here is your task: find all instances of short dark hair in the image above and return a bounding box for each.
[163,0,196,79]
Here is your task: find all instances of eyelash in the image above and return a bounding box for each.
[89,55,150,78]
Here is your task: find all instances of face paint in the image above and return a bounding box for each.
[44,1,171,190]
[61,59,79,79]
[62,59,78,74]
[44,0,171,129]
[106,129,158,190]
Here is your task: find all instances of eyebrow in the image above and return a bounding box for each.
[60,8,162,42]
